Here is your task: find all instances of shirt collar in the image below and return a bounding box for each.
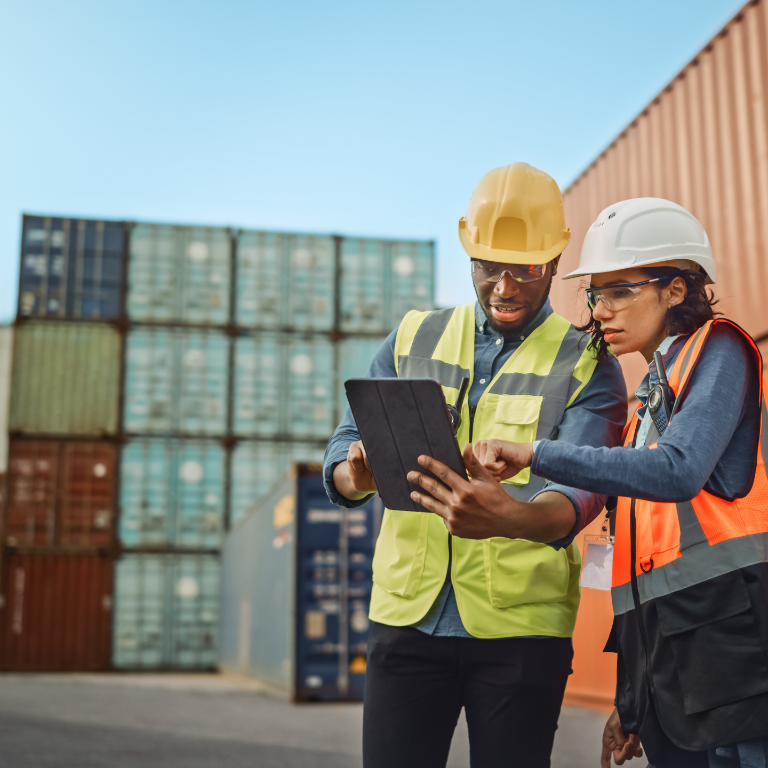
[474,298,553,341]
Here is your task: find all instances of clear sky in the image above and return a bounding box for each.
[0,0,745,318]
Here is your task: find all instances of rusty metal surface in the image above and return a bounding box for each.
[551,0,768,393]
[0,552,113,671]
[4,440,116,550]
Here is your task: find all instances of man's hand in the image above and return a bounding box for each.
[407,444,522,539]
[332,441,377,501]
[601,708,643,767]
[473,439,535,481]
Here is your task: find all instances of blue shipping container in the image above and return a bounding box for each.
[236,231,335,331]
[113,552,219,669]
[234,333,335,439]
[337,336,387,418]
[120,438,225,549]
[18,215,125,320]
[123,327,229,436]
[220,466,379,701]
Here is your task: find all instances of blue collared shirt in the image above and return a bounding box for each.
[323,299,627,637]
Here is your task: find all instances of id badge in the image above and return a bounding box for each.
[580,534,614,592]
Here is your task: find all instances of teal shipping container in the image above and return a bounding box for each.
[234,333,335,439]
[230,440,326,526]
[337,337,387,418]
[123,327,229,435]
[127,223,231,324]
[113,553,219,669]
[236,231,335,331]
[119,438,225,549]
[10,321,121,436]
[339,238,434,334]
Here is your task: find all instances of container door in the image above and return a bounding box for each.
[0,553,113,671]
[294,474,376,701]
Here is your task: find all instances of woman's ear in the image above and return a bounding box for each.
[665,276,687,308]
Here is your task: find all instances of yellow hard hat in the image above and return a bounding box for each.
[458,163,570,265]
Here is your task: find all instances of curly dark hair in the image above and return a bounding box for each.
[577,267,721,362]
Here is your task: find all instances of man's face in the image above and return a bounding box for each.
[472,256,559,336]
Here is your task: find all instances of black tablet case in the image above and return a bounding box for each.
[344,378,467,512]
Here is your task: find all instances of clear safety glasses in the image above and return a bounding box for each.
[585,277,672,311]
[471,259,547,284]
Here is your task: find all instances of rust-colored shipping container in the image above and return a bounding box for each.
[0,552,113,671]
[553,0,768,396]
[4,440,116,550]
[556,0,768,709]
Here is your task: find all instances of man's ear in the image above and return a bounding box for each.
[550,255,561,277]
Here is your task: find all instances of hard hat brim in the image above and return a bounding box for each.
[562,257,716,284]
[459,225,570,265]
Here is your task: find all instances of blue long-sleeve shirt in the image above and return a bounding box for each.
[323,300,628,638]
[532,322,760,502]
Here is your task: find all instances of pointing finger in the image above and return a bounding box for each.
[462,443,495,481]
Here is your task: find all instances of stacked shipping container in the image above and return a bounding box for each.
[0,214,434,671]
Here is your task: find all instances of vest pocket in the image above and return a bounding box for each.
[371,510,430,599]
[482,538,569,608]
[491,395,543,485]
[656,570,768,715]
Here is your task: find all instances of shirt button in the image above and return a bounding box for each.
[479,378,486,384]
[520,335,525,340]
[495,338,501,345]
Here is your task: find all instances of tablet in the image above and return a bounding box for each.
[344,378,467,512]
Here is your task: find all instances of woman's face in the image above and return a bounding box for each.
[590,267,687,360]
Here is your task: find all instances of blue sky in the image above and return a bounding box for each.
[0,0,745,317]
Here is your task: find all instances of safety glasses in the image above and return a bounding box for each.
[471,259,547,284]
[585,277,672,311]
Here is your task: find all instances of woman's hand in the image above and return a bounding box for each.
[473,439,535,481]
[601,708,643,767]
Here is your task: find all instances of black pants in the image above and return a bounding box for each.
[363,622,574,768]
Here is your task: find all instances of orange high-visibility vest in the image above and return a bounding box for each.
[608,319,768,760]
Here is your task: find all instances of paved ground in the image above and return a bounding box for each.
[0,674,648,768]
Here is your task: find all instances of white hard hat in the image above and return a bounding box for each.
[563,198,716,284]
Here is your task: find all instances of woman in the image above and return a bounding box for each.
[474,198,768,768]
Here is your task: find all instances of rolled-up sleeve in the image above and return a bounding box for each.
[531,353,628,550]
[323,328,399,508]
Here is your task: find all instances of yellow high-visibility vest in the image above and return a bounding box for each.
[369,302,599,638]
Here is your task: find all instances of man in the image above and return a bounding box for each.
[324,163,628,768]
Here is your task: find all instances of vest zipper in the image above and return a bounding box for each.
[629,497,655,700]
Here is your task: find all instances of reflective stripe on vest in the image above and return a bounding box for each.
[611,319,768,617]
[370,302,599,638]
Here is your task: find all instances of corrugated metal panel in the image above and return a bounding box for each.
[0,326,14,471]
[234,333,335,439]
[127,223,231,324]
[552,0,768,393]
[18,215,125,320]
[119,438,224,549]
[9,322,121,436]
[236,231,335,331]
[112,552,219,669]
[337,336,387,417]
[5,440,116,549]
[230,441,326,526]
[123,327,229,435]
[0,553,113,671]
[339,238,435,334]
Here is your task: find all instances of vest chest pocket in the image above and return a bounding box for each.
[482,538,570,608]
[372,510,430,599]
[492,396,543,485]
